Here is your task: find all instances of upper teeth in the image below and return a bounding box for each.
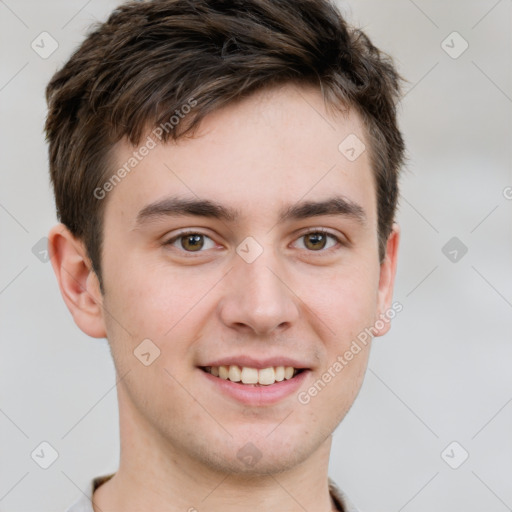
[204,365,298,385]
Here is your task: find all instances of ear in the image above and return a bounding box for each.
[48,223,107,338]
[373,222,400,337]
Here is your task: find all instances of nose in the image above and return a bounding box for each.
[217,250,300,336]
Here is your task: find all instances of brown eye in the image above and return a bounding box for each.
[166,232,216,252]
[293,230,339,251]
[181,234,204,251]
[304,232,327,250]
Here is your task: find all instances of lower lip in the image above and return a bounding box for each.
[199,368,310,406]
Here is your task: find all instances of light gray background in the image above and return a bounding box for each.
[1,1,511,511]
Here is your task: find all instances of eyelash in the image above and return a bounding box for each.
[164,228,344,254]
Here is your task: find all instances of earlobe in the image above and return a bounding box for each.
[48,223,107,339]
[373,222,400,338]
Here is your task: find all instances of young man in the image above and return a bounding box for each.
[46,0,405,510]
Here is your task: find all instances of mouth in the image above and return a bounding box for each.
[199,365,306,386]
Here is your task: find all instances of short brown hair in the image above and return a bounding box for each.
[45,0,405,288]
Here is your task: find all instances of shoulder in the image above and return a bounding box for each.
[64,474,115,512]
[329,477,364,512]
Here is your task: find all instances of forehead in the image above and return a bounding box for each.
[105,83,376,227]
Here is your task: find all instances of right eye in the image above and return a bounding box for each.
[165,231,217,252]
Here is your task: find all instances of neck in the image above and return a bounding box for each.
[93,386,337,512]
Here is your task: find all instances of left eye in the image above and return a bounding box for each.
[167,233,217,252]
[293,231,339,251]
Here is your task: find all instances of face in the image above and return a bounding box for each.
[95,83,398,475]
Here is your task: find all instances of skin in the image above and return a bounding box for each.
[49,83,399,512]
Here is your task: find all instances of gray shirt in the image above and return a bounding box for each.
[65,474,362,512]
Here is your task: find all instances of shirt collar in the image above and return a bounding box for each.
[66,474,360,512]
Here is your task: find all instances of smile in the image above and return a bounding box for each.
[200,365,304,386]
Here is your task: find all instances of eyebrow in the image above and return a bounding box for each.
[134,195,367,227]
[280,196,366,225]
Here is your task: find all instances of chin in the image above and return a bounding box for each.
[192,427,319,477]
[206,448,310,477]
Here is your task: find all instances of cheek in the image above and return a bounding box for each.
[304,263,380,338]
[101,260,222,380]
[296,262,378,408]
[104,259,206,337]
[299,344,371,433]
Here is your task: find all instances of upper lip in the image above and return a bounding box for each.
[199,355,311,370]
